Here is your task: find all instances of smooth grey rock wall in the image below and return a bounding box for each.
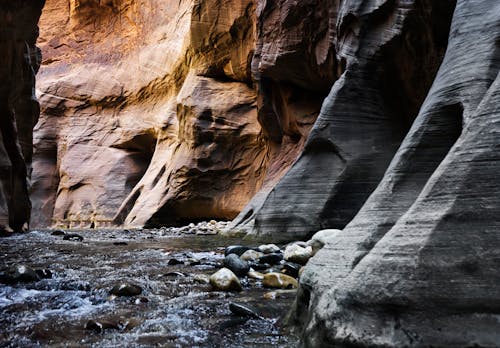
[234,0,456,242]
[296,0,500,346]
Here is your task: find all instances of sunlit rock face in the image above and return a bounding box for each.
[32,0,290,228]
[0,1,45,233]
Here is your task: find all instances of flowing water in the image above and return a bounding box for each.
[0,229,299,347]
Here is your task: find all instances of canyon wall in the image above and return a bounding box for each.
[35,0,261,228]
[0,1,45,234]
[293,0,500,347]
[6,0,500,346]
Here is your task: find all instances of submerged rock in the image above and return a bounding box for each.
[35,269,53,279]
[263,273,298,289]
[223,254,250,276]
[209,268,242,292]
[167,258,184,265]
[263,289,297,300]
[284,244,312,265]
[0,265,40,284]
[109,283,142,297]
[63,234,84,242]
[164,271,186,278]
[193,274,210,284]
[85,319,121,333]
[229,302,261,319]
[51,229,66,236]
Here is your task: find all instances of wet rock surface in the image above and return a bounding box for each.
[0,229,298,347]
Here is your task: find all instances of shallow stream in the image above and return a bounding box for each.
[0,229,298,347]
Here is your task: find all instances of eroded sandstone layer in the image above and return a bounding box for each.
[33,0,329,229]
[0,1,45,233]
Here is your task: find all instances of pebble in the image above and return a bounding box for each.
[51,229,66,236]
[164,271,186,278]
[109,283,142,297]
[263,289,297,300]
[63,234,84,242]
[209,268,242,292]
[35,269,53,279]
[168,258,184,265]
[262,273,298,289]
[223,254,250,276]
[224,245,250,257]
[0,265,40,284]
[240,250,264,262]
[229,302,261,319]
[247,270,265,280]
[284,244,313,265]
[257,244,281,254]
[248,262,270,271]
[258,253,283,265]
[193,274,210,284]
[85,319,121,333]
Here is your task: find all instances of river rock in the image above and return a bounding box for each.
[85,319,121,333]
[164,271,186,278]
[247,271,265,280]
[262,273,298,289]
[224,245,251,257]
[63,234,84,242]
[284,244,312,265]
[229,302,261,319]
[51,229,66,236]
[0,265,40,284]
[240,250,264,262]
[281,262,301,278]
[223,254,250,276]
[258,253,283,265]
[168,258,184,265]
[193,274,210,284]
[263,289,298,300]
[35,269,53,279]
[110,283,142,297]
[209,268,242,292]
[248,262,270,271]
[257,244,281,254]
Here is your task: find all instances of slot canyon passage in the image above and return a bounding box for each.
[1,0,500,347]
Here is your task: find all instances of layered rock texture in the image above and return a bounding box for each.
[33,0,328,228]
[0,1,45,233]
[293,0,500,347]
[24,0,500,345]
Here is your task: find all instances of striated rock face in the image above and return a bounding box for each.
[34,0,262,228]
[0,1,45,233]
[294,0,500,347]
[234,0,457,241]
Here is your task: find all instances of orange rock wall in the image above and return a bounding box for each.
[33,0,329,228]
